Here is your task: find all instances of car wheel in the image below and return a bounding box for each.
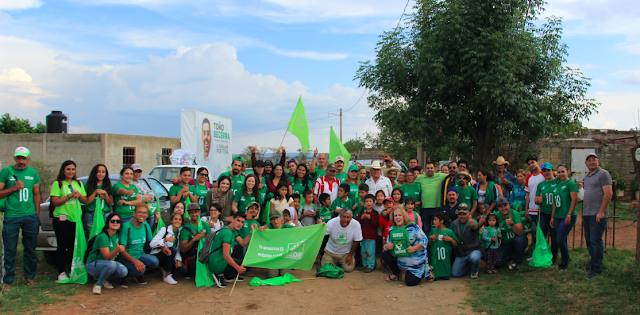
[43,251,56,265]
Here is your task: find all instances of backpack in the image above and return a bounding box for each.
[84,234,99,264]
[49,180,82,218]
[197,226,232,264]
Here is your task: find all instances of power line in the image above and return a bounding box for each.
[395,0,411,31]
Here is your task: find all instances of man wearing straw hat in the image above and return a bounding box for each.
[492,156,516,200]
[0,147,41,290]
[365,160,392,197]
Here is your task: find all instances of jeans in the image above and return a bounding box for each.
[155,247,186,274]
[420,208,438,235]
[554,215,577,265]
[496,235,528,267]
[82,212,94,239]
[538,212,558,260]
[2,214,40,284]
[85,260,128,287]
[381,251,423,286]
[582,215,607,273]
[451,250,482,277]
[360,239,376,269]
[52,218,75,274]
[121,217,133,224]
[529,214,539,241]
[116,254,160,277]
[146,216,155,231]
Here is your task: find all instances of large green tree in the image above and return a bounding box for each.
[356,0,598,168]
[0,113,45,134]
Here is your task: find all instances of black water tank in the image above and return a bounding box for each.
[46,111,68,133]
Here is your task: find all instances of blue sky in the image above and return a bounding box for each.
[1,0,639,154]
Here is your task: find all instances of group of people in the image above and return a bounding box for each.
[0,145,612,294]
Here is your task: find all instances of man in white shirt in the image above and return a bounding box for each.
[321,210,362,272]
[365,160,392,197]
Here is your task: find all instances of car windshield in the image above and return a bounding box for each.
[149,167,196,184]
[147,177,169,200]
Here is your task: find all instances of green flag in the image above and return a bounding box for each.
[529,223,553,268]
[286,97,310,153]
[249,273,302,286]
[195,237,215,287]
[57,202,88,284]
[242,224,327,270]
[330,126,350,165]
[89,196,104,239]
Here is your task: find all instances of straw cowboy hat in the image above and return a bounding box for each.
[492,156,510,166]
[385,167,400,177]
[370,160,383,169]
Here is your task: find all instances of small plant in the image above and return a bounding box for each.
[632,180,639,192]
[616,179,627,191]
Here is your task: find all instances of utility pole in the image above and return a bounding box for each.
[328,108,343,141]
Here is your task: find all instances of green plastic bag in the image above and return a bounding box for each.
[249,273,302,286]
[57,202,88,284]
[195,228,215,287]
[529,223,553,268]
[316,264,344,279]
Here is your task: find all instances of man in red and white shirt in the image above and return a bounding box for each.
[524,154,544,242]
[314,163,340,205]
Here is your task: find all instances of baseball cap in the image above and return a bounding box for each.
[14,147,30,157]
[233,156,245,164]
[585,153,598,160]
[254,160,265,168]
[447,187,458,193]
[326,163,337,171]
[264,160,274,167]
[348,164,359,172]
[187,203,201,212]
[248,201,260,210]
[335,156,345,163]
[131,163,142,171]
[384,197,393,203]
[496,197,509,206]
[269,211,282,220]
[456,203,470,213]
[540,163,554,170]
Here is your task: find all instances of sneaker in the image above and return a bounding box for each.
[357,265,366,271]
[508,263,516,270]
[225,276,244,282]
[163,274,178,285]
[134,275,147,285]
[213,274,227,288]
[558,264,568,271]
[586,272,599,280]
[119,278,129,288]
[24,279,37,286]
[364,267,373,273]
[486,269,493,274]
[57,272,69,281]
[92,285,102,295]
[103,280,114,289]
[470,272,478,279]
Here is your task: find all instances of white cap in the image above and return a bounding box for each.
[334,156,345,163]
[131,163,142,171]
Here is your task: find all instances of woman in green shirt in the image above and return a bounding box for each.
[550,164,579,270]
[112,166,142,223]
[232,174,260,214]
[83,164,114,238]
[50,160,89,280]
[289,164,312,196]
[344,165,360,200]
[192,167,210,215]
[85,213,127,295]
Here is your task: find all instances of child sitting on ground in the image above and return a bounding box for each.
[428,212,459,280]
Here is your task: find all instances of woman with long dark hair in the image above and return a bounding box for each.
[253,160,268,205]
[85,213,128,294]
[475,170,502,213]
[50,160,88,281]
[205,175,234,224]
[289,163,312,196]
[84,164,114,238]
[267,164,292,196]
[112,166,142,224]
[232,174,260,214]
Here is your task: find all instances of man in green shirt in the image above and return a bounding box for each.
[334,156,347,183]
[310,149,327,183]
[169,167,197,207]
[456,172,478,215]
[414,161,447,235]
[493,197,527,271]
[116,205,159,287]
[401,171,422,208]
[209,212,256,287]
[217,156,246,196]
[0,147,41,288]
[179,203,211,278]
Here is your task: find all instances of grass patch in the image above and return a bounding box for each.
[467,248,640,315]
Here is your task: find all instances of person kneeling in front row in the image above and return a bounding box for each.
[85,213,128,294]
[116,204,159,287]
[208,212,256,288]
[321,209,362,272]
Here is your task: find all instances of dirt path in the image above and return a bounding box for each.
[36,268,478,315]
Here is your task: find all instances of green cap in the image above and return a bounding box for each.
[233,156,245,164]
[269,211,281,220]
[248,201,260,210]
[540,163,554,170]
[348,164,359,172]
[15,147,30,157]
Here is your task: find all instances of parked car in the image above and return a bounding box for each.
[37,174,171,265]
[148,165,212,190]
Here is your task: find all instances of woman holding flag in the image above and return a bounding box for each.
[50,160,88,281]
[83,164,114,238]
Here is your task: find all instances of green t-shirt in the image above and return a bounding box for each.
[88,232,119,262]
[401,182,422,204]
[180,220,211,241]
[85,184,107,213]
[112,182,140,219]
[289,177,312,196]
[347,183,359,200]
[428,228,459,278]
[257,176,267,204]
[536,179,559,215]
[335,172,347,184]
[414,173,447,208]
[233,191,257,213]
[50,180,87,222]
[0,166,41,218]
[330,196,353,217]
[496,209,522,245]
[120,221,152,260]
[457,185,478,206]
[238,218,259,239]
[553,179,579,218]
[218,172,245,196]
[207,227,237,274]
[318,207,332,223]
[311,166,327,183]
[352,197,363,218]
[193,183,209,211]
[169,183,196,207]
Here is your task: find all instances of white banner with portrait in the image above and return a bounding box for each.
[180,109,232,180]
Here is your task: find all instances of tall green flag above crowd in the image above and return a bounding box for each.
[287,97,310,153]
[330,126,350,165]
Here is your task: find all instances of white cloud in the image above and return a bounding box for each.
[620,70,640,85]
[0,67,56,122]
[0,0,41,10]
[583,91,640,130]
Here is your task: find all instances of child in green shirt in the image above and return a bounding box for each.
[351,183,369,218]
[317,193,333,224]
[429,212,459,280]
[330,184,352,217]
